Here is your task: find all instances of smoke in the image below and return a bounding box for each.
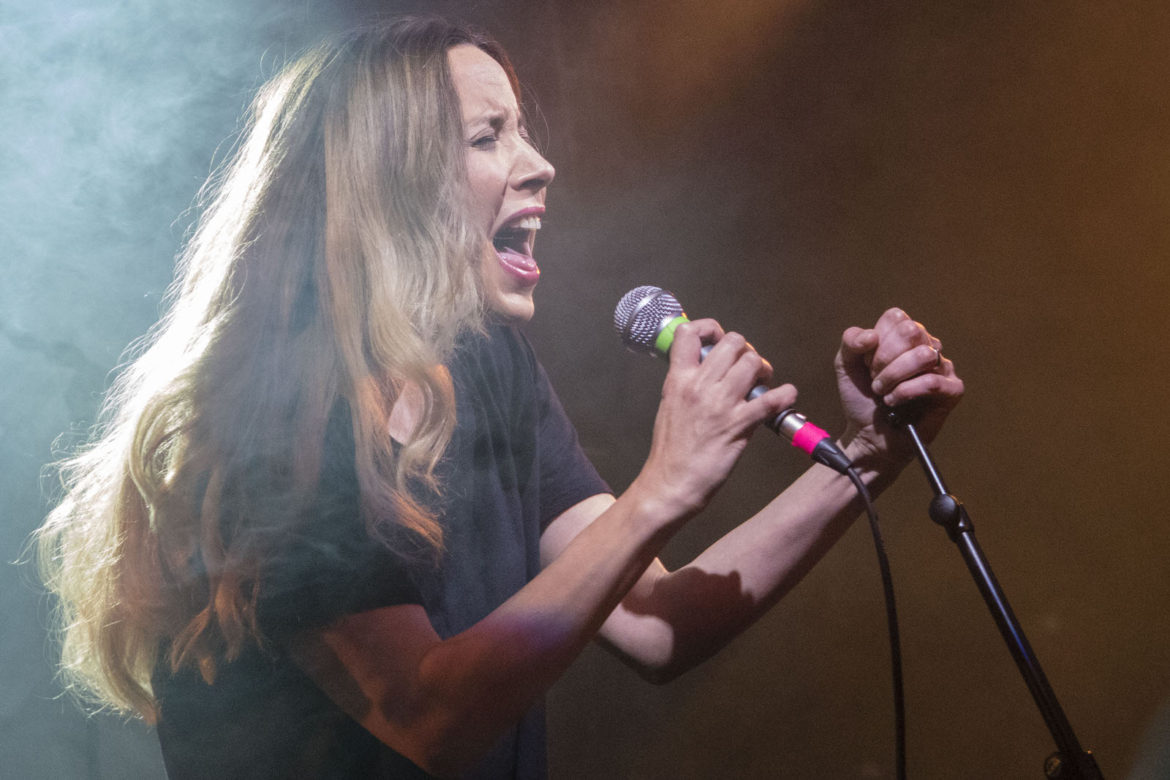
[0,3,352,774]
[0,0,343,545]
[1,0,336,356]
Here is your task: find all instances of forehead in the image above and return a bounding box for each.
[448,44,517,117]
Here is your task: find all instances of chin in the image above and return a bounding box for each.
[488,290,536,323]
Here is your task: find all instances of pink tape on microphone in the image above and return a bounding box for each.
[791,421,830,454]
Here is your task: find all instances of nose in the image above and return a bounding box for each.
[513,142,555,193]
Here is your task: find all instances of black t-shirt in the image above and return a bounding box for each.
[153,324,610,778]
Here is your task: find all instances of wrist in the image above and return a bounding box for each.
[626,466,705,531]
[839,429,910,494]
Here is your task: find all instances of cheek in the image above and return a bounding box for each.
[466,161,505,224]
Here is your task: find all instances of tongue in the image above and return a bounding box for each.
[496,246,540,282]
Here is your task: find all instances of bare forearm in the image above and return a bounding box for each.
[604,308,962,681]
[427,487,668,700]
[686,439,905,605]
[602,447,903,681]
[311,484,684,775]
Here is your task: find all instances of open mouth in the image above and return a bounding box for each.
[491,214,542,284]
[492,215,540,255]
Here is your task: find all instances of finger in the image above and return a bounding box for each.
[669,318,725,367]
[699,331,752,379]
[878,359,963,408]
[873,307,912,335]
[838,326,879,362]
[744,382,799,424]
[871,316,933,376]
[722,346,773,392]
[870,342,946,397]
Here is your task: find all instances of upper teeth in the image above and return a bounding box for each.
[514,216,541,230]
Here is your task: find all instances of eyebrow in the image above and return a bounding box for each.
[466,105,524,134]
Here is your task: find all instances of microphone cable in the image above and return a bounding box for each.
[613,285,907,779]
[844,464,906,780]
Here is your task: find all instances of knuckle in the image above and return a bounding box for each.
[697,318,725,338]
[896,319,922,339]
[723,331,747,349]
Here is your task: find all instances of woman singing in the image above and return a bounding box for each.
[37,16,963,778]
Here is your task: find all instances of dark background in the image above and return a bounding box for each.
[3,1,1168,777]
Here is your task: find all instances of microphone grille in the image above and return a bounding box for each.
[614,285,684,352]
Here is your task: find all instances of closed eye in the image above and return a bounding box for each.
[469,112,511,150]
[471,133,498,149]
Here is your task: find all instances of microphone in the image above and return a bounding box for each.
[613,285,853,475]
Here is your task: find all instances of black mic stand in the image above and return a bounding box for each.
[889,408,1103,779]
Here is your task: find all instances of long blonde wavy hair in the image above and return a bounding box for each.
[36,17,518,721]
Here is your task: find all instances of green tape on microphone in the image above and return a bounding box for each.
[654,315,690,355]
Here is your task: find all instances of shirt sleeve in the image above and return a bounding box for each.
[528,346,612,528]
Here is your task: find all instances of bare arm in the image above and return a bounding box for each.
[541,458,866,683]
[292,488,673,775]
[541,307,964,682]
[289,319,795,776]
[291,309,961,773]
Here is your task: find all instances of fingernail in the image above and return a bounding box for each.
[871,379,883,394]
